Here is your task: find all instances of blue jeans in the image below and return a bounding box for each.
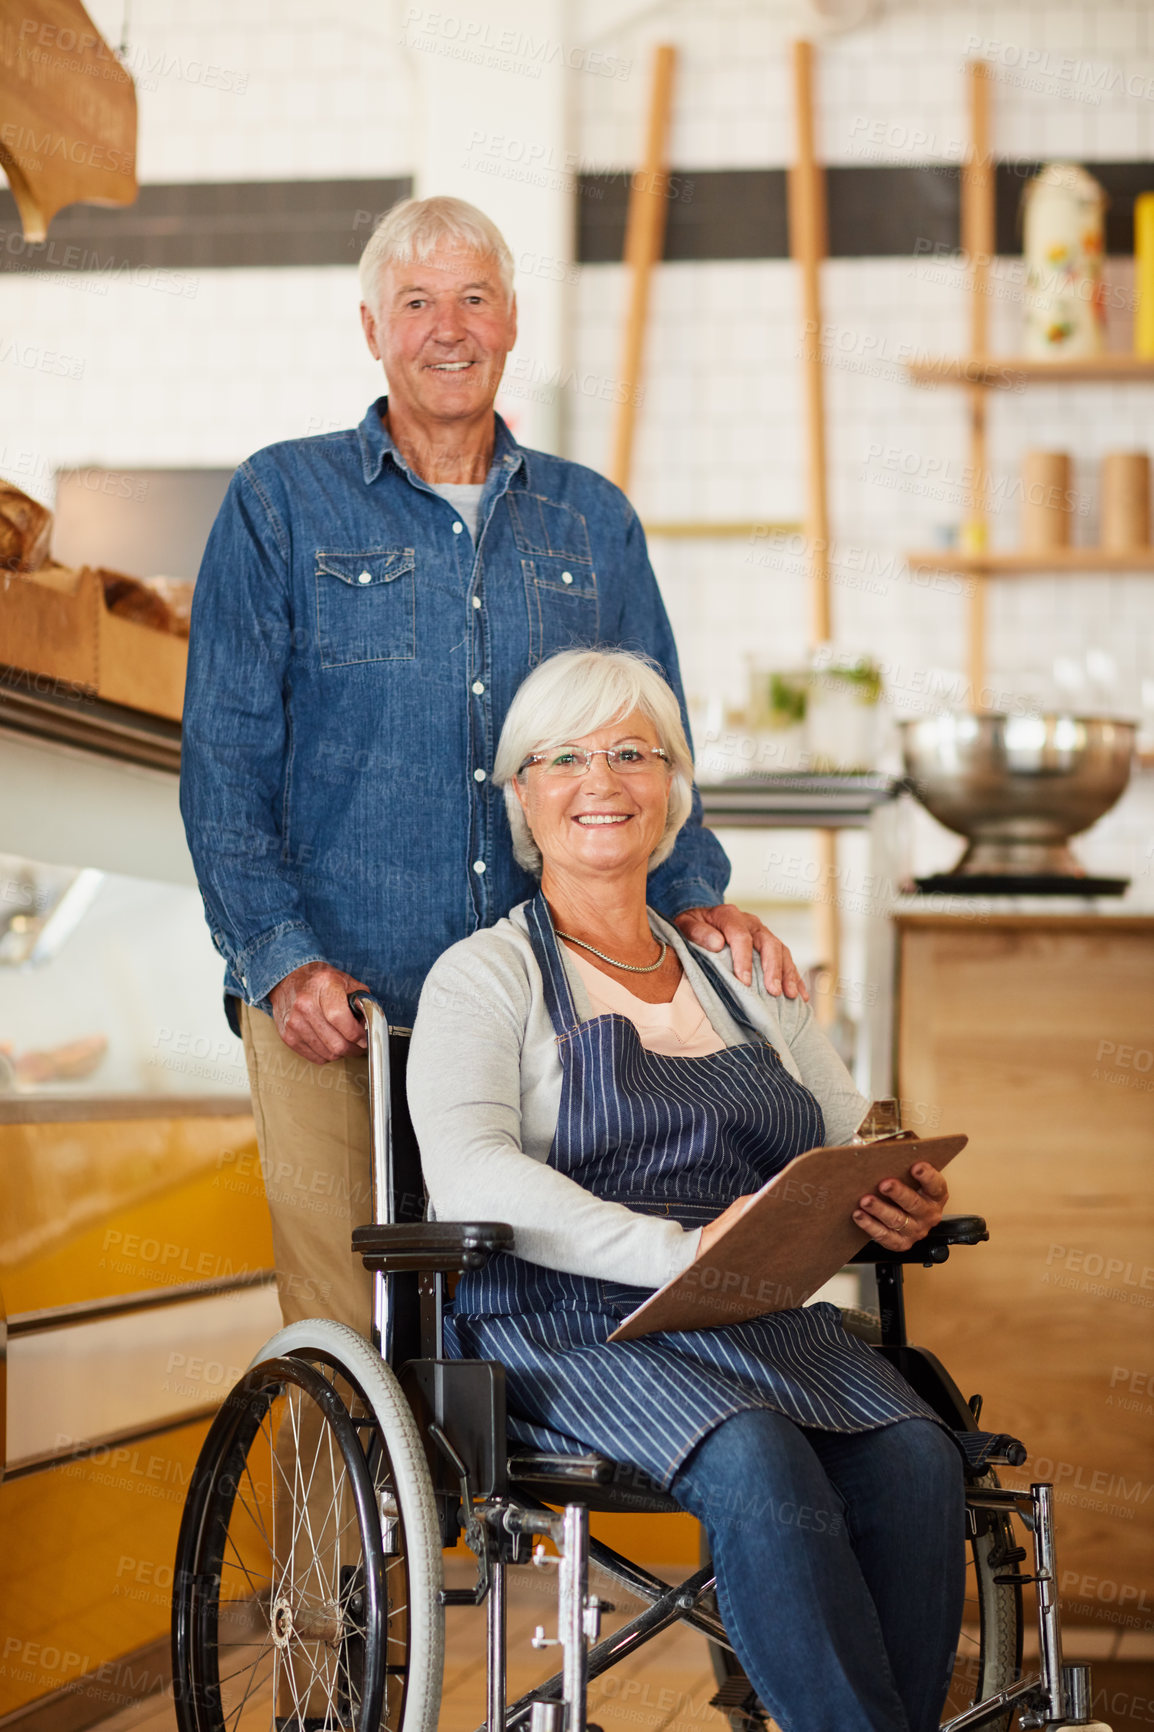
[670,1411,966,1732]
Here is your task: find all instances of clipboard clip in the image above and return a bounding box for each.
[851,1098,918,1145]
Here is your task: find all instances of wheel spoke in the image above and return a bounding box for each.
[220,1523,273,1600]
[216,1645,274,1694]
[173,1340,441,1732]
[234,1434,277,1558]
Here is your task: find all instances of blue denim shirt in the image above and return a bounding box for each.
[180,399,730,1026]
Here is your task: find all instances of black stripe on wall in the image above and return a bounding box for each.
[0,177,412,273]
[0,163,1151,274]
[577,161,1154,262]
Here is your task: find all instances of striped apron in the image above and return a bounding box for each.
[445,891,938,1489]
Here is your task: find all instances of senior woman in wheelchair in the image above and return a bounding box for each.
[408,647,964,1732]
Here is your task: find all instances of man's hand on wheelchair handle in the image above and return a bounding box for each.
[269,960,371,1064]
[673,904,808,997]
[853,1161,949,1252]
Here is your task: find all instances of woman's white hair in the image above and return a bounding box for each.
[358,196,515,316]
[494,649,695,876]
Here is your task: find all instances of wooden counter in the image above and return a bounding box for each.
[0,1111,275,1720]
[896,912,1154,1631]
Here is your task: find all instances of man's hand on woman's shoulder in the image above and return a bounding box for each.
[673,904,808,999]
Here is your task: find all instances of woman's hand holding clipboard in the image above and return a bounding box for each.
[607,1133,967,1343]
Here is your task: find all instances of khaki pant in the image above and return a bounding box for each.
[240,1005,375,1715]
[240,1001,375,1333]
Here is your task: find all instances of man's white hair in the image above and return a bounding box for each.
[358,196,515,316]
[493,648,695,876]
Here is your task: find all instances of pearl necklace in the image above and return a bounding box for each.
[555,929,669,974]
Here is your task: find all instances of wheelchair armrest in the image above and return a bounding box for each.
[927,1214,989,1245]
[353,1221,514,1274]
[851,1214,989,1268]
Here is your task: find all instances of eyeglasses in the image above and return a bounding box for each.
[519,745,671,778]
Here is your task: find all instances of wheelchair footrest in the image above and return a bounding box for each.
[709,1676,771,1729]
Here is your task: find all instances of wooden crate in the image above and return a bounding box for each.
[2,566,186,721]
[1,564,98,690]
[97,584,187,721]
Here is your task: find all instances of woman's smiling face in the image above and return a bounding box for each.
[512,709,672,885]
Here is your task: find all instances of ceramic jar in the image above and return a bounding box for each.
[1022,162,1108,359]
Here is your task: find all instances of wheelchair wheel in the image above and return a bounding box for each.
[943,1470,1024,1732]
[173,1320,442,1732]
[703,1466,1024,1732]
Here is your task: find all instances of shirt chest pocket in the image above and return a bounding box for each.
[314,549,416,668]
[521,556,599,666]
[506,491,599,666]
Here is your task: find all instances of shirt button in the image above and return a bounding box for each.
[473,859,486,875]
[358,570,372,584]
[452,521,464,534]
[473,768,486,782]
[561,571,573,584]
[472,680,485,695]
[472,595,482,610]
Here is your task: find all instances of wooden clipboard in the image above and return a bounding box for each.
[607,1133,967,1343]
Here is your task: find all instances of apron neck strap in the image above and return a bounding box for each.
[525,891,582,1037]
[684,945,764,1035]
[526,890,765,1042]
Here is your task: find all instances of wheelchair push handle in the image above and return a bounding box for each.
[347,987,379,1024]
[347,990,412,1039]
[347,992,393,1233]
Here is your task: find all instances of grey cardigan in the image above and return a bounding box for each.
[407,904,867,1293]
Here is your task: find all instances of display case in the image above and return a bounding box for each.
[0,698,277,1724]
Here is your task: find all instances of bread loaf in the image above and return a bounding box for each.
[0,482,52,574]
[98,571,194,637]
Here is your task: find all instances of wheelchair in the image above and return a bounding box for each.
[172,995,1107,1732]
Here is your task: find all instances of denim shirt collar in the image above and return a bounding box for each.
[356,396,527,500]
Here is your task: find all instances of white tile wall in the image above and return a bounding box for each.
[0,267,382,498]
[574,0,1154,170]
[85,0,414,182]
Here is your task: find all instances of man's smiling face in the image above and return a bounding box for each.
[360,246,517,429]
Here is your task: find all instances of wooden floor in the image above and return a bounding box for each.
[438,1555,724,1732]
[100,1554,726,1732]
[93,1556,1154,1732]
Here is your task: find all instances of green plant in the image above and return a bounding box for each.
[766,671,808,726]
[814,657,883,705]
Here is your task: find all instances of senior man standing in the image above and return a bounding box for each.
[181,195,802,1335]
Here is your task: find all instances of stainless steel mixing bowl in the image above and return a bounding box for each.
[898,713,1136,876]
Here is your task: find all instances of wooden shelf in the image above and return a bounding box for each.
[0,664,181,772]
[907,354,1154,387]
[906,547,1154,575]
[642,519,801,539]
[699,772,901,828]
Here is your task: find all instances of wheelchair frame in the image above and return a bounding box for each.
[172,995,1104,1732]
